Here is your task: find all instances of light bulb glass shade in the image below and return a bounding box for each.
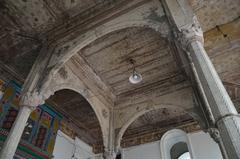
[129,71,142,84]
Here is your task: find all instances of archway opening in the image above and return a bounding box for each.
[178,152,191,159]
[46,89,104,153]
[120,107,199,148]
[171,142,190,159]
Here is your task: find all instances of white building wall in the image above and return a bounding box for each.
[53,131,75,159]
[122,131,223,159]
[123,141,161,159]
[187,131,223,159]
[53,130,222,159]
[53,130,97,159]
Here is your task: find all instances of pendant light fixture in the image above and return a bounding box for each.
[129,59,142,84]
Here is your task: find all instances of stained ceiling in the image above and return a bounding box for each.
[0,0,239,150]
[80,27,180,96]
[0,0,239,81]
[190,0,240,31]
[0,0,125,82]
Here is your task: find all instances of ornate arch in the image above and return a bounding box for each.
[43,74,110,148]
[115,104,196,150]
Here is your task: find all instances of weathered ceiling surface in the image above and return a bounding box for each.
[0,0,239,150]
[121,108,199,147]
[205,20,240,85]
[0,0,239,81]
[189,0,240,31]
[204,18,240,111]
[0,0,125,82]
[80,27,181,96]
[46,89,103,153]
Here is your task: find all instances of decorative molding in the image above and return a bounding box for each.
[19,91,45,110]
[178,16,204,49]
[102,109,109,119]
[208,127,221,143]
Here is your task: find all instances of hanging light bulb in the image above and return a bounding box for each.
[129,69,142,84]
[129,59,142,84]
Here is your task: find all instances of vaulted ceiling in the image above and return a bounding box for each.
[79,27,180,96]
[0,0,239,151]
[0,0,239,82]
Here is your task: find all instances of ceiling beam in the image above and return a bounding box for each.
[66,54,116,107]
[45,0,151,41]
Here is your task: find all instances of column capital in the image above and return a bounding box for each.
[178,16,204,49]
[19,91,45,110]
[103,149,116,159]
[208,127,221,143]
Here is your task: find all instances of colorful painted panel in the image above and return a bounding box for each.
[2,107,18,131]
[0,81,62,159]
[30,107,42,121]
[40,112,53,129]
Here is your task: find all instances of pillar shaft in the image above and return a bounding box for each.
[162,0,240,157]
[0,106,32,159]
[185,33,240,158]
[188,41,238,118]
[0,92,43,159]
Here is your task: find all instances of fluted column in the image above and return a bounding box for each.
[0,92,44,159]
[179,16,240,159]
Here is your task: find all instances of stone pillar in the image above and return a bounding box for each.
[0,92,44,159]
[179,16,240,158]
[103,149,116,159]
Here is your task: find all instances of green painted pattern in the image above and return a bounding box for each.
[0,135,50,159]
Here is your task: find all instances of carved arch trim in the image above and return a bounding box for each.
[45,81,110,148]
[115,104,196,150]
